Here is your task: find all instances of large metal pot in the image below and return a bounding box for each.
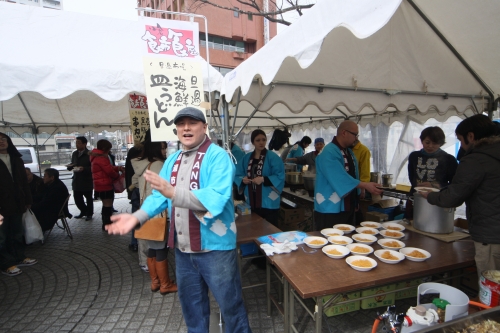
[413,192,455,233]
[302,174,315,191]
[284,163,297,172]
[285,172,303,185]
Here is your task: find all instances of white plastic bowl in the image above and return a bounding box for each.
[352,234,378,245]
[377,239,406,250]
[360,221,382,229]
[346,255,377,272]
[355,227,379,236]
[320,228,344,238]
[399,247,431,262]
[374,249,405,264]
[304,236,328,249]
[332,224,355,234]
[327,235,353,246]
[381,222,406,232]
[379,229,405,240]
[322,245,350,259]
[346,243,374,256]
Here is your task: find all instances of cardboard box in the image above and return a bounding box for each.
[236,202,251,215]
[361,284,396,309]
[322,291,361,317]
[365,211,389,222]
[395,278,423,300]
[279,203,305,230]
[454,218,468,230]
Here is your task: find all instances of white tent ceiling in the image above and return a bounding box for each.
[221,0,497,133]
[0,2,223,134]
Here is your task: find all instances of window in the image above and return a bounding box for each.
[19,149,33,163]
[199,34,247,53]
[248,13,253,21]
[233,7,239,18]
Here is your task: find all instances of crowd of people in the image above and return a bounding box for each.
[2,108,500,330]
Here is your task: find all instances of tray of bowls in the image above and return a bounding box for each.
[320,221,430,271]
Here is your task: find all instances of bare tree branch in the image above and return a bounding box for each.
[188,0,314,26]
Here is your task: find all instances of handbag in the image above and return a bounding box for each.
[113,172,126,193]
[134,163,168,241]
[22,209,44,244]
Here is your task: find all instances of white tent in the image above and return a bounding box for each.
[221,0,498,134]
[0,2,223,134]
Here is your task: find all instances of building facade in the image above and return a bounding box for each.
[137,0,277,75]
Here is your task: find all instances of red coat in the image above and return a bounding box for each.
[90,149,119,192]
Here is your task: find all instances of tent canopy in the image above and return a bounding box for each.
[0,2,223,134]
[221,0,498,133]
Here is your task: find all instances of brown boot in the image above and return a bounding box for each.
[147,257,160,292]
[156,259,178,295]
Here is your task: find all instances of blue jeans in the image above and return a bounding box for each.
[175,248,252,333]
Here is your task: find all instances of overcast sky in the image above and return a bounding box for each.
[64,0,138,20]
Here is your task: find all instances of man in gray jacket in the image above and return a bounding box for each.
[286,137,324,173]
[421,115,500,277]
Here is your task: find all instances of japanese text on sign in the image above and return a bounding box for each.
[143,57,204,142]
[129,94,150,144]
[142,24,198,58]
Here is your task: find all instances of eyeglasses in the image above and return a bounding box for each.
[0,137,8,142]
[344,130,359,138]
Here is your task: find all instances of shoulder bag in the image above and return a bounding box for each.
[134,162,168,241]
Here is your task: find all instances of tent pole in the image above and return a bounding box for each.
[230,88,241,138]
[406,0,494,116]
[17,93,42,176]
[233,85,275,139]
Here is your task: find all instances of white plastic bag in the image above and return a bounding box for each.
[22,209,44,244]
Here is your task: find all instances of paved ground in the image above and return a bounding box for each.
[0,194,452,333]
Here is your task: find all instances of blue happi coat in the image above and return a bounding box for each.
[231,144,246,165]
[234,151,285,210]
[314,142,360,213]
[141,144,237,251]
[286,144,305,172]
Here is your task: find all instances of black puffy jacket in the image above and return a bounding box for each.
[427,136,500,244]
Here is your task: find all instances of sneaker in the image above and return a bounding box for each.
[18,258,38,267]
[139,265,149,273]
[2,266,22,276]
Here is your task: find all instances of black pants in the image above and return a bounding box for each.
[253,208,279,228]
[74,190,93,217]
[0,214,25,270]
[314,210,355,231]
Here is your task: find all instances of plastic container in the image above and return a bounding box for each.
[480,270,500,307]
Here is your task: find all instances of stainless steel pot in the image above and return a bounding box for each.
[382,174,393,188]
[370,172,381,184]
[285,172,303,185]
[302,174,315,191]
[284,163,297,172]
[412,192,456,233]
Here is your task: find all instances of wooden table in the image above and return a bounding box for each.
[235,213,281,290]
[265,229,476,332]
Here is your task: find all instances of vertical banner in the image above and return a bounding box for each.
[128,94,150,143]
[143,58,204,142]
[139,18,203,142]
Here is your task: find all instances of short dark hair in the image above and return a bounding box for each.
[44,168,59,180]
[96,139,112,152]
[300,136,312,147]
[455,114,496,144]
[76,136,87,145]
[251,129,267,144]
[420,127,445,146]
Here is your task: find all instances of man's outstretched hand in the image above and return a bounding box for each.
[106,213,139,235]
[144,170,175,199]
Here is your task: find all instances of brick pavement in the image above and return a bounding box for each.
[0,194,419,333]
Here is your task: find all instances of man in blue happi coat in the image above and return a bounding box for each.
[106,107,252,332]
[314,120,383,230]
